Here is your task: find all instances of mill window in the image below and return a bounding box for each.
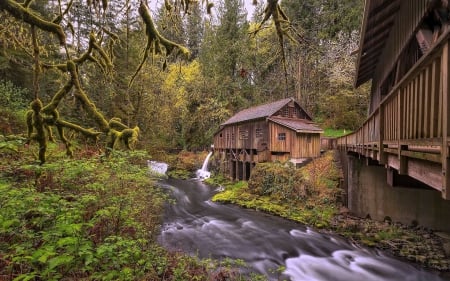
[239,129,249,140]
[256,128,263,138]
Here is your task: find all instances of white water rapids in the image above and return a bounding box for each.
[157,178,448,281]
[195,151,212,179]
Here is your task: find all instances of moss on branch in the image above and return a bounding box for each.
[42,81,74,114]
[129,2,189,87]
[55,119,102,139]
[0,0,66,44]
[67,60,109,132]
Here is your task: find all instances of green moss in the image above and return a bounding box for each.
[167,169,191,179]
[1,0,66,44]
[129,2,189,87]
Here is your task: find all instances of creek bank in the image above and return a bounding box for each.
[207,151,450,275]
[331,211,450,272]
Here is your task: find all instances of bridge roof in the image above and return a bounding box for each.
[355,0,401,87]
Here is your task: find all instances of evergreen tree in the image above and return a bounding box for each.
[186,3,204,60]
[199,0,253,112]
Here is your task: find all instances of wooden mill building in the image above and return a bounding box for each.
[213,98,323,180]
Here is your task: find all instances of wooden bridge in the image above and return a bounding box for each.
[337,30,450,200]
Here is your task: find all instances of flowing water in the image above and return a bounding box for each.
[195,151,213,179]
[157,178,448,281]
[147,160,169,176]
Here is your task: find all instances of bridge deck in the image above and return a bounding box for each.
[337,30,450,200]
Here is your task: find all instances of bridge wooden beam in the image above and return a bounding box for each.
[378,105,386,164]
[442,40,450,199]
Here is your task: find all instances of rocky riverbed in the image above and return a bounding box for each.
[330,211,450,274]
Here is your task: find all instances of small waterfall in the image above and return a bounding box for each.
[196,151,213,179]
[147,160,168,177]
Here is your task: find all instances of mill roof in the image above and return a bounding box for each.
[268,116,323,133]
[221,98,311,126]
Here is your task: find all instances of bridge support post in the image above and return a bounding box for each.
[399,145,408,175]
[378,105,386,164]
[442,41,450,199]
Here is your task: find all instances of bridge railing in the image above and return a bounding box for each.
[338,29,450,199]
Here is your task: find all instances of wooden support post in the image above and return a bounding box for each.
[230,159,234,180]
[243,160,247,181]
[379,106,386,164]
[432,59,440,138]
[442,41,450,199]
[347,137,350,151]
[398,88,404,163]
[249,149,254,179]
[235,150,240,181]
[399,145,408,175]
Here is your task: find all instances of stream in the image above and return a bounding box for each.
[157,178,447,281]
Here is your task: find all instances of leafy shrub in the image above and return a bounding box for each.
[248,162,307,200]
[0,80,29,134]
[0,150,167,280]
[0,146,266,280]
[0,80,29,110]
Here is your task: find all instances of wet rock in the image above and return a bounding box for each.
[443,242,450,257]
[435,232,450,240]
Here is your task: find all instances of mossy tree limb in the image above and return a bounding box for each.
[55,119,101,139]
[252,0,301,97]
[67,60,109,132]
[42,81,74,114]
[129,2,190,87]
[0,0,66,44]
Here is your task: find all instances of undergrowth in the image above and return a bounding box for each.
[0,138,264,280]
[211,152,343,228]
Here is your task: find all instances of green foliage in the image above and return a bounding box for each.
[0,149,160,280]
[323,128,351,138]
[0,80,29,134]
[0,145,268,280]
[248,162,307,200]
[0,80,29,110]
[213,152,342,228]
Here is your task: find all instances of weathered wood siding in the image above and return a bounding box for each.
[214,126,236,149]
[268,122,321,158]
[272,101,311,120]
[214,120,268,150]
[292,133,321,158]
[269,122,291,152]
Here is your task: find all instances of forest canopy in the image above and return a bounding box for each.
[0,0,368,162]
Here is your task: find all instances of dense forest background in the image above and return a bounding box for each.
[0,0,369,153]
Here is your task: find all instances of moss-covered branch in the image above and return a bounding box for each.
[0,0,66,44]
[67,60,109,132]
[109,118,128,131]
[129,2,189,87]
[55,119,102,139]
[42,81,74,114]
[139,2,189,57]
[251,0,300,96]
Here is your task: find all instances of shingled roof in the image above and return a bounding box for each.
[221,98,308,126]
[268,116,323,133]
